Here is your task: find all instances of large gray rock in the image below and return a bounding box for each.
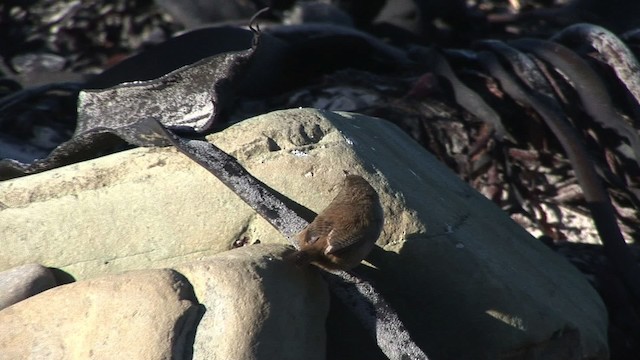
[0,269,199,359]
[0,108,608,359]
[176,243,329,360]
[0,263,56,310]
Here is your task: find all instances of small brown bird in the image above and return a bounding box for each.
[290,174,384,271]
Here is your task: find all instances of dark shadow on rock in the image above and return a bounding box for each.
[325,290,387,360]
[182,304,206,360]
[47,267,76,285]
[352,237,538,359]
[171,269,206,360]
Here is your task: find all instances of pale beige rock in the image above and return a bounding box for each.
[0,269,199,360]
[175,243,328,360]
[0,263,56,310]
[0,108,608,359]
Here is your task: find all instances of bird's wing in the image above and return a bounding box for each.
[303,217,333,245]
[324,227,363,255]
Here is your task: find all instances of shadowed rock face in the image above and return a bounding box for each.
[175,244,329,360]
[0,269,200,359]
[0,108,608,359]
[0,245,329,360]
[0,263,56,310]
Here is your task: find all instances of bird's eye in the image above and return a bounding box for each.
[308,234,321,244]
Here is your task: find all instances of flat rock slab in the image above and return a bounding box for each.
[0,108,608,359]
[0,269,199,360]
[176,243,328,360]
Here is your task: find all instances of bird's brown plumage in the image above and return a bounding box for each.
[291,175,384,271]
